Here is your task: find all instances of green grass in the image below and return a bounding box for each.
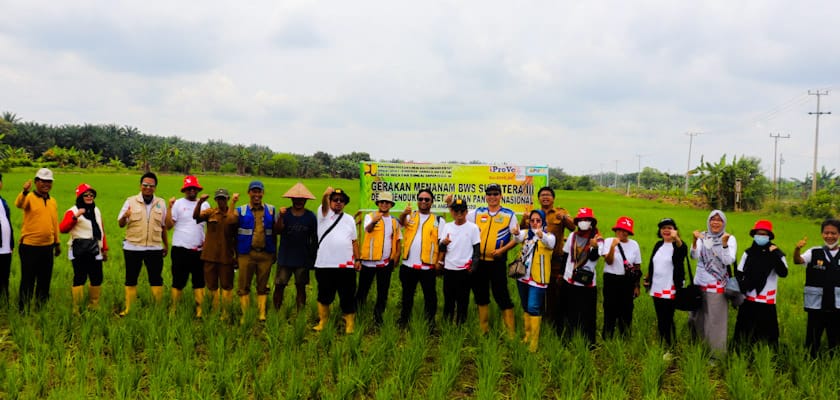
[0,169,835,398]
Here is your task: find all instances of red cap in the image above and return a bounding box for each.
[180,175,203,192]
[612,216,635,235]
[574,207,595,222]
[75,183,96,198]
[749,220,774,240]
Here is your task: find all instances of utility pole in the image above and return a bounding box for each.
[779,153,785,193]
[636,154,643,189]
[769,133,790,199]
[809,90,831,195]
[684,132,701,195]
[614,160,619,188]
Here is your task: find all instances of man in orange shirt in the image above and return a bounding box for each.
[15,168,60,311]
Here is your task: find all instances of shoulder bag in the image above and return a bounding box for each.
[675,254,702,311]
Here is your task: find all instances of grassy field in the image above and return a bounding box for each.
[0,169,835,399]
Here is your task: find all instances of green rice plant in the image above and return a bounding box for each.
[680,344,714,400]
[556,334,595,400]
[426,325,465,400]
[724,352,753,400]
[2,361,21,400]
[512,349,547,400]
[639,343,668,399]
[474,336,505,400]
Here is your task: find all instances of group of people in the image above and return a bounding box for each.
[3,168,839,356]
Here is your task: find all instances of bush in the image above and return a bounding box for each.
[790,190,837,219]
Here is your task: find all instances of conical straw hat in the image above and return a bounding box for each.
[282,182,316,199]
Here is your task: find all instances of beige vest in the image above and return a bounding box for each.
[124,194,165,247]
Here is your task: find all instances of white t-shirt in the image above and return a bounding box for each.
[737,250,788,304]
[170,198,210,250]
[402,213,445,269]
[650,243,677,299]
[562,232,603,287]
[314,205,357,269]
[441,221,480,270]
[0,203,11,254]
[800,246,840,265]
[601,238,642,275]
[361,214,401,267]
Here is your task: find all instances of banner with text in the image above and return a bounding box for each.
[359,162,549,213]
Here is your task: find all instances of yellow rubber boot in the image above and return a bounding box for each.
[119,286,137,317]
[170,288,182,314]
[194,289,205,319]
[257,294,268,322]
[87,286,101,310]
[343,313,356,334]
[478,305,490,335]
[313,302,330,331]
[71,286,85,315]
[239,295,251,324]
[502,308,516,339]
[151,286,164,304]
[522,314,532,344]
[529,316,542,352]
[209,289,220,313]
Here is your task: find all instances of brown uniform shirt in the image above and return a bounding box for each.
[199,207,238,264]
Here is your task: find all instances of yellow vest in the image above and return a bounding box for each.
[526,234,555,285]
[124,194,165,247]
[401,212,442,264]
[361,213,399,261]
[474,207,515,261]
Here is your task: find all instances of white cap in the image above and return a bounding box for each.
[35,168,54,181]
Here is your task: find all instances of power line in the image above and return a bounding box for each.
[808,90,831,195]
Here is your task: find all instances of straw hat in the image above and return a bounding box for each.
[282,182,316,199]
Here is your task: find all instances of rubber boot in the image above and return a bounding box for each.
[478,305,490,335]
[194,289,204,319]
[502,308,516,339]
[343,313,356,334]
[119,286,137,317]
[257,294,268,322]
[150,286,164,304]
[529,316,542,352]
[273,285,284,310]
[239,295,250,324]
[71,285,85,315]
[210,289,220,313]
[87,286,101,310]
[170,288,182,314]
[221,290,233,321]
[313,302,330,331]
[522,314,532,344]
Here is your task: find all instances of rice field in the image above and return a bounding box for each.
[0,169,835,399]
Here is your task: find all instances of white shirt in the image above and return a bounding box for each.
[650,243,676,299]
[0,203,11,254]
[361,214,400,267]
[314,205,357,268]
[171,198,210,250]
[441,221,480,270]
[118,196,167,251]
[691,234,738,291]
[562,232,603,287]
[800,246,840,265]
[737,250,787,304]
[402,213,445,269]
[601,238,642,275]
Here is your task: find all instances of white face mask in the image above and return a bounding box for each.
[577,221,591,231]
[826,241,839,249]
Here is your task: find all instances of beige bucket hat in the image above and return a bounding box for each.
[377,191,395,204]
[282,182,316,199]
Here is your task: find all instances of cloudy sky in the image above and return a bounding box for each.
[0,0,837,179]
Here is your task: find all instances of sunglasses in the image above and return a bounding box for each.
[141,183,156,188]
[83,193,95,198]
[331,198,346,204]
[417,197,432,202]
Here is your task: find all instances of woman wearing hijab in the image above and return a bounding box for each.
[733,220,787,348]
[562,207,602,345]
[644,218,688,349]
[690,209,737,356]
[513,209,556,352]
[59,183,108,313]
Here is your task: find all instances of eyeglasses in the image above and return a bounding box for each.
[82,193,95,198]
[141,183,156,188]
[417,198,432,202]
[331,198,346,204]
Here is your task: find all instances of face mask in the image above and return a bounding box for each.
[577,221,591,231]
[753,235,770,246]
[826,241,839,249]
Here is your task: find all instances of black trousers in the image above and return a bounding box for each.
[171,246,205,290]
[566,284,597,344]
[71,254,103,286]
[316,268,357,314]
[805,309,840,358]
[124,249,164,286]
[0,253,11,304]
[602,273,635,338]
[733,301,779,348]
[443,269,471,324]
[471,258,513,309]
[18,244,54,311]
[355,263,393,323]
[399,266,437,324]
[653,297,676,347]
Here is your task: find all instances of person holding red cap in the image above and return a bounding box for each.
[562,207,603,344]
[733,220,788,348]
[601,216,642,338]
[59,183,108,314]
[165,176,211,317]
